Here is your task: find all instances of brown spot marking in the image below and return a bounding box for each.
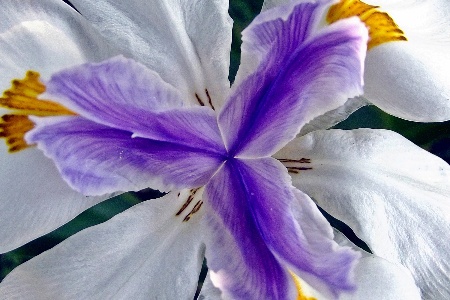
[287,167,313,172]
[183,200,204,222]
[280,157,313,174]
[195,90,216,111]
[195,93,205,106]
[176,188,200,216]
[205,89,215,111]
[279,158,311,164]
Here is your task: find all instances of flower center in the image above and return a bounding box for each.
[326,0,407,50]
[0,71,75,152]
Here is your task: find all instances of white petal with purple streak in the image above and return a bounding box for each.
[276,129,450,299]
[333,230,421,300]
[68,0,232,108]
[204,157,359,299]
[219,1,367,157]
[0,0,119,253]
[27,117,224,195]
[44,57,224,151]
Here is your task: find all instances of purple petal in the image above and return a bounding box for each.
[219,1,367,157]
[204,158,294,300]
[204,157,358,299]
[45,56,224,151]
[26,117,224,195]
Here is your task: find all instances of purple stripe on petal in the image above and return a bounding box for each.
[45,56,225,152]
[219,1,368,157]
[204,158,294,300]
[26,116,224,196]
[204,157,359,299]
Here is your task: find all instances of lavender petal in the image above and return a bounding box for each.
[45,56,225,152]
[219,1,367,157]
[204,157,359,299]
[26,117,224,195]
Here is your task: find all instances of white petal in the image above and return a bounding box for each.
[262,0,284,11]
[367,0,450,44]
[263,0,450,121]
[361,0,450,121]
[198,272,222,300]
[334,231,421,300]
[299,97,369,135]
[0,144,111,253]
[69,0,232,108]
[0,0,117,91]
[343,256,421,300]
[0,191,205,299]
[276,129,450,299]
[364,42,450,122]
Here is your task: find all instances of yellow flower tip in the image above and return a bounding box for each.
[0,114,35,153]
[289,271,318,300]
[0,70,76,153]
[326,0,407,50]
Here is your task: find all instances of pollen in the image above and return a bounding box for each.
[326,0,407,50]
[0,71,76,153]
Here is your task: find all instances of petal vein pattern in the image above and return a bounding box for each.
[204,158,359,299]
[277,129,450,299]
[44,56,224,152]
[27,117,225,196]
[26,58,227,195]
[1,0,372,298]
[68,0,232,108]
[219,1,367,157]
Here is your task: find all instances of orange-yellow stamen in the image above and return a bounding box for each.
[0,71,75,153]
[326,0,407,50]
[0,71,75,116]
[0,115,35,153]
[290,271,318,300]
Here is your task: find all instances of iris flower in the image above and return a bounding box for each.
[266,0,450,123]
[0,0,448,299]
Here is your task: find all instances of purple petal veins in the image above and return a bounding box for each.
[27,116,225,195]
[45,56,225,152]
[204,158,295,300]
[24,0,369,297]
[219,2,367,157]
[204,158,358,299]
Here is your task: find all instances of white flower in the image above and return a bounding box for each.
[0,0,448,299]
[265,0,450,122]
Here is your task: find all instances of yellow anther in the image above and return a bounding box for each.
[326,0,407,50]
[0,71,76,153]
[0,114,35,152]
[0,71,75,116]
[289,271,318,300]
